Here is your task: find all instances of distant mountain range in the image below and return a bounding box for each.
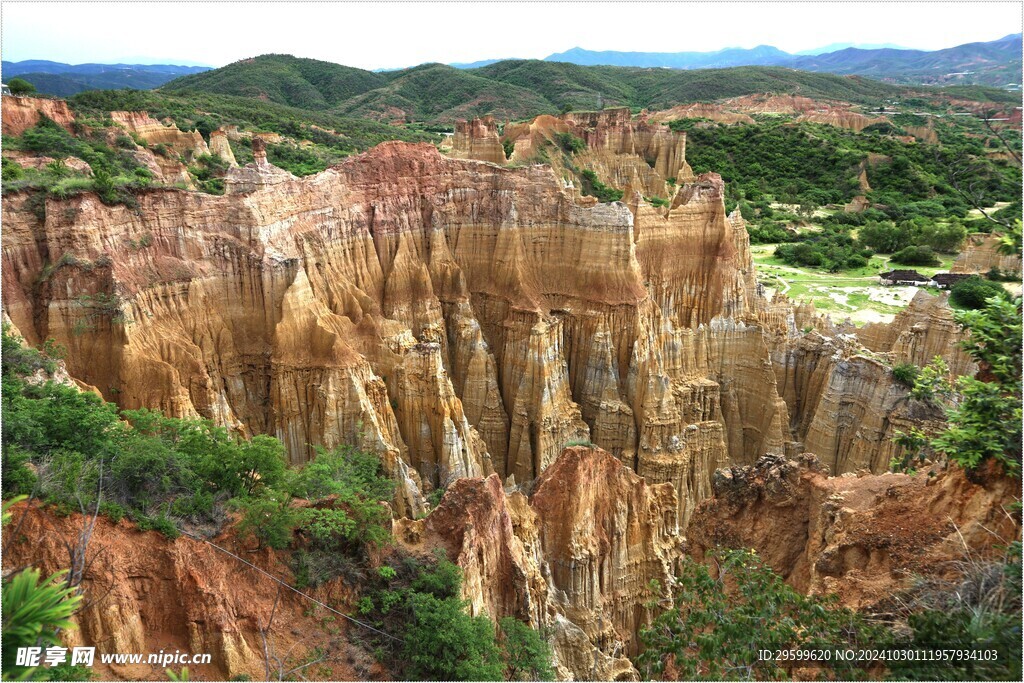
[2,60,211,96]
[521,34,1023,88]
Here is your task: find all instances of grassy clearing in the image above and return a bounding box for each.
[751,243,953,324]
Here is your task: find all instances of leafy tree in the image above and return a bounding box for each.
[637,549,887,680]
[915,220,967,253]
[898,296,1022,475]
[858,220,909,253]
[498,617,554,681]
[949,275,1007,310]
[402,591,504,681]
[8,78,36,96]
[233,490,299,550]
[890,245,941,267]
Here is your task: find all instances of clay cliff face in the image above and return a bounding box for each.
[1,95,76,136]
[209,129,238,166]
[450,116,506,165]
[497,109,694,199]
[1,503,372,682]
[110,111,209,158]
[649,95,889,133]
[1,138,764,516]
[860,290,977,376]
[952,232,1023,275]
[2,101,1002,681]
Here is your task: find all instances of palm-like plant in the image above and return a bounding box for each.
[2,497,83,681]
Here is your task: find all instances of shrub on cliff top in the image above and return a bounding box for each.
[892,362,921,388]
[637,548,888,680]
[8,77,36,95]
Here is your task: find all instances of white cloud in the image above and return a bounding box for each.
[2,1,1018,70]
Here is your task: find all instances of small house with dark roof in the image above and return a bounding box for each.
[878,269,933,286]
[932,272,972,289]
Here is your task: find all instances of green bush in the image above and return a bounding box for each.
[0,325,396,543]
[554,132,586,154]
[898,296,1021,475]
[1,567,82,681]
[774,231,870,272]
[888,542,1022,681]
[403,590,503,681]
[892,362,921,388]
[949,275,1007,310]
[578,169,623,203]
[233,490,299,550]
[857,220,908,253]
[2,157,24,182]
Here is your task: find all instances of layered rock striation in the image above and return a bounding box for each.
[396,446,681,680]
[952,232,1022,275]
[450,115,506,165]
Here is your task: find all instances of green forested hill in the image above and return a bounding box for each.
[473,62,906,111]
[334,63,558,121]
[160,54,389,108]
[160,54,1014,123]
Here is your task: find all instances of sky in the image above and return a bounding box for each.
[2,1,1021,70]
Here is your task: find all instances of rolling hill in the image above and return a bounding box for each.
[159,54,387,109]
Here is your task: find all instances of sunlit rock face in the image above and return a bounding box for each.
[3,103,992,681]
[1,95,76,136]
[450,115,506,165]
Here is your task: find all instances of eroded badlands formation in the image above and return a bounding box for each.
[4,109,973,518]
[3,106,997,679]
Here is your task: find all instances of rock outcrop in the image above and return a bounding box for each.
[1,95,76,136]
[650,94,889,133]
[500,108,693,198]
[688,454,1021,608]
[2,111,974,532]
[110,111,208,158]
[859,290,976,376]
[450,116,506,165]
[209,129,238,166]
[952,232,1022,275]
[396,446,680,680]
